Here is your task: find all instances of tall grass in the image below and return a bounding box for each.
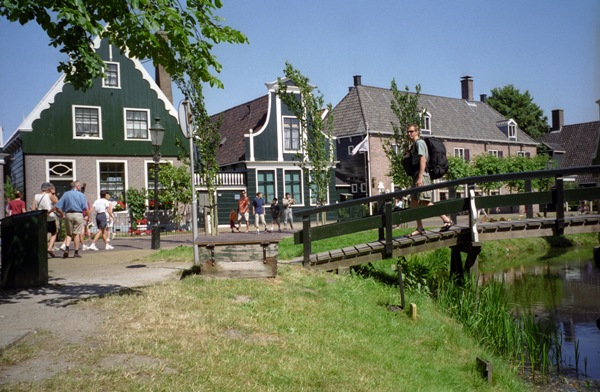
[435,276,561,380]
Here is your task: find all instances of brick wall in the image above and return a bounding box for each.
[24,155,182,207]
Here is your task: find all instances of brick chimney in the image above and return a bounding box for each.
[155,31,173,103]
[353,75,362,87]
[480,94,487,103]
[461,76,473,101]
[551,109,564,131]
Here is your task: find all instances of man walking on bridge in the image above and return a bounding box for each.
[407,124,453,236]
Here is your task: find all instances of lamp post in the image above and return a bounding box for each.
[149,117,165,250]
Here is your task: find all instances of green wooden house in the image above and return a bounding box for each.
[1,37,186,215]
[207,78,338,226]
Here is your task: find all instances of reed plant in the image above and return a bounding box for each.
[435,276,562,381]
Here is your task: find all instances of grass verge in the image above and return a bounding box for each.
[1,265,530,391]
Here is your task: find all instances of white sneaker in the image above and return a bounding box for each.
[82,244,89,251]
[105,244,114,250]
[89,243,99,251]
[59,244,66,251]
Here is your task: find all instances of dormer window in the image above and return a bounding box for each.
[102,62,120,88]
[283,116,301,152]
[496,119,518,141]
[420,111,431,135]
[508,122,516,140]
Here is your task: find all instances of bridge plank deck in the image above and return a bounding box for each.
[305,215,600,270]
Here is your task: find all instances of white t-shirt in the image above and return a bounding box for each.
[35,192,56,221]
[93,198,111,216]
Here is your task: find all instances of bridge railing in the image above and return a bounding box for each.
[294,165,600,266]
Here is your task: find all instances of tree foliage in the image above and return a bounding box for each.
[487,85,549,139]
[383,81,424,189]
[446,155,474,184]
[276,62,335,207]
[0,0,248,91]
[125,187,148,232]
[448,153,552,194]
[157,163,193,227]
[176,81,222,235]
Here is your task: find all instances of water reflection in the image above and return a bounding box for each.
[481,251,600,380]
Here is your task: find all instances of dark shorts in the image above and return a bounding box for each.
[47,220,57,235]
[96,213,108,229]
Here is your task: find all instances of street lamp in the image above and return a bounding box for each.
[149,117,165,249]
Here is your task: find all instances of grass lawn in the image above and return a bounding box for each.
[1,262,532,391]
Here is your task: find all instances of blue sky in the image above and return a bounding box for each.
[1,0,598,140]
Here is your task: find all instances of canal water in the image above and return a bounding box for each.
[483,246,600,380]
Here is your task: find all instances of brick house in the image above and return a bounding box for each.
[541,105,600,187]
[331,76,539,200]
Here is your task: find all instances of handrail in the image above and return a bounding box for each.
[296,165,600,266]
[300,165,600,215]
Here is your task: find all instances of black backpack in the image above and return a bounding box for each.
[423,136,448,180]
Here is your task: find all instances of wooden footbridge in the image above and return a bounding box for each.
[294,166,600,275]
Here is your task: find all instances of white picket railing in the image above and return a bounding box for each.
[194,172,245,187]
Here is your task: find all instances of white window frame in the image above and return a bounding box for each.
[348,145,354,155]
[488,150,499,157]
[124,108,151,141]
[97,160,128,203]
[283,116,301,153]
[255,169,278,201]
[517,151,530,157]
[454,147,466,159]
[360,183,367,193]
[351,184,358,193]
[102,62,121,89]
[421,111,432,135]
[73,105,102,139]
[508,120,517,140]
[46,159,76,182]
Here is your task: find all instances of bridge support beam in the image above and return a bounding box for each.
[450,242,482,282]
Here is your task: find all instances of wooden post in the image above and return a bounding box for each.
[409,303,417,320]
[397,259,405,310]
[450,246,463,278]
[468,186,479,243]
[476,357,493,383]
[524,179,533,219]
[554,176,565,235]
[384,201,393,258]
[302,215,312,267]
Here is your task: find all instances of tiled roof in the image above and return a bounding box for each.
[331,85,538,145]
[539,121,600,185]
[211,95,268,166]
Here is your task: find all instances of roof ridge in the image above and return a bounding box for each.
[210,94,268,118]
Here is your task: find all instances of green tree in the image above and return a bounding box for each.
[276,62,335,212]
[125,188,148,233]
[446,155,474,183]
[472,154,507,194]
[157,163,193,228]
[1,1,248,236]
[383,81,424,190]
[0,0,248,91]
[487,85,549,139]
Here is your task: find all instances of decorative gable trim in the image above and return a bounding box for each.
[5,38,178,147]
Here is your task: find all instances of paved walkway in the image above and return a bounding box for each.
[0,234,196,350]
